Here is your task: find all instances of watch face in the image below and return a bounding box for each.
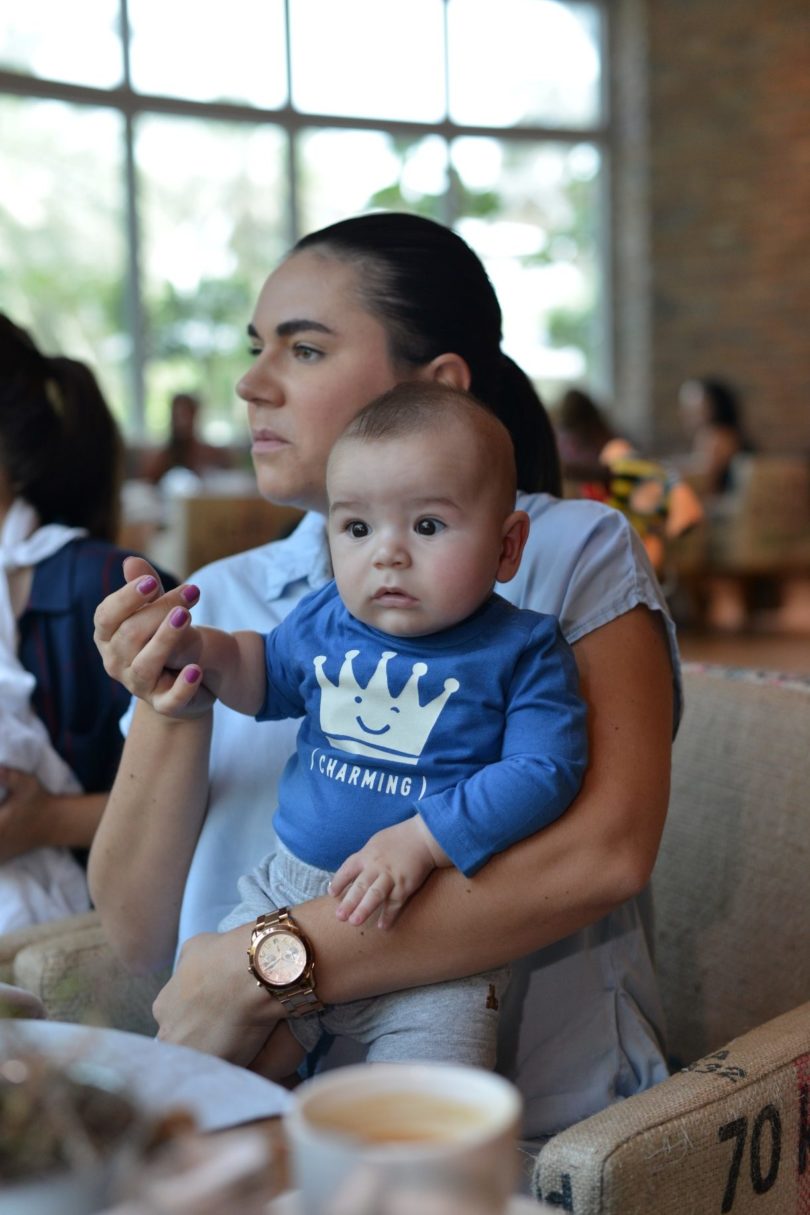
[256,929,307,986]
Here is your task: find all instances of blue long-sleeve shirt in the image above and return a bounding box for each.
[259,582,587,876]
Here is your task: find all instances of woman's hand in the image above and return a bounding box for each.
[153,927,283,1065]
[0,771,107,858]
[93,556,214,717]
[0,768,49,860]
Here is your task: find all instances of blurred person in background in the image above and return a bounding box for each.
[553,387,703,576]
[138,391,233,487]
[0,314,178,930]
[552,386,616,484]
[677,376,753,496]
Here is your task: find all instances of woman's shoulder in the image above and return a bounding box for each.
[517,490,636,550]
[70,537,179,592]
[28,538,175,624]
[191,512,328,595]
[509,493,669,635]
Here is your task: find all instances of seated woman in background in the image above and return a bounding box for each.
[138,391,233,487]
[0,314,177,931]
[552,386,616,485]
[677,376,753,496]
[553,387,703,575]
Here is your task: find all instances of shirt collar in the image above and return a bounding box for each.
[262,511,332,600]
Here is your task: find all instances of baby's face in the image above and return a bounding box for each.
[327,423,514,637]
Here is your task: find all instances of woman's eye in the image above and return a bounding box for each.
[415,517,445,536]
[293,343,322,362]
[347,521,369,539]
[247,344,262,358]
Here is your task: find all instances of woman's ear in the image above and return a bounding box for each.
[419,353,471,391]
[496,510,530,583]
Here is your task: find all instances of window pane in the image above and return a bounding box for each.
[128,0,287,107]
[0,97,130,422]
[0,0,123,88]
[452,138,603,393]
[136,116,288,441]
[448,0,602,128]
[298,129,449,234]
[290,0,445,122]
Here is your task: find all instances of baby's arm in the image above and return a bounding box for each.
[329,816,451,930]
[158,612,267,719]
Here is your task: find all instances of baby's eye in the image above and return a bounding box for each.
[347,520,370,539]
[415,517,445,536]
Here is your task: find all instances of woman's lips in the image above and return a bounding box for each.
[251,429,288,452]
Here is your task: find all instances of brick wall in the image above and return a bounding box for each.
[612,0,810,454]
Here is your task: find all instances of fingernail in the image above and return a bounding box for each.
[170,607,188,628]
[184,666,201,684]
[137,576,157,594]
[181,584,199,604]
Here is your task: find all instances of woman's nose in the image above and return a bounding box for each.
[237,355,281,407]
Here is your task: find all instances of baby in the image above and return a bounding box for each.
[158,381,587,1079]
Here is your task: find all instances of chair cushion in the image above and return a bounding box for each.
[12,924,168,1036]
[532,1001,810,1214]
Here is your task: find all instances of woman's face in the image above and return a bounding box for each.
[237,249,409,514]
[678,380,710,434]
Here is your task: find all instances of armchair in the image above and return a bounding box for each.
[532,663,810,1213]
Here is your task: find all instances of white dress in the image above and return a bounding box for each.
[0,501,91,931]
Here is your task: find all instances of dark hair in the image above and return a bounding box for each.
[688,377,745,432]
[294,212,561,496]
[338,380,517,507]
[0,314,125,540]
[555,387,614,449]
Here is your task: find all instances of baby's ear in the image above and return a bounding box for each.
[496,510,530,583]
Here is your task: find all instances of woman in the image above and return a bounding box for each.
[90,213,679,1141]
[0,314,177,929]
[677,376,752,496]
[137,391,232,486]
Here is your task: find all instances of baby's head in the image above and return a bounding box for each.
[326,381,529,637]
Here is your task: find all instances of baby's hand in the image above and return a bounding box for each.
[329,817,445,929]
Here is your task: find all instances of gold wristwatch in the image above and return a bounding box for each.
[246,907,323,1016]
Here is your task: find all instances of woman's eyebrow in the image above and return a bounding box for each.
[247,320,335,340]
[246,319,335,339]
[278,318,334,337]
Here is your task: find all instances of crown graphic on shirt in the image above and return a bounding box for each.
[313,649,459,765]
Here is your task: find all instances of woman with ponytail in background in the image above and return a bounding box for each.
[0,315,176,930]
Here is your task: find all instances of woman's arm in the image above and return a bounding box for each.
[153,603,674,1059]
[87,702,214,971]
[89,556,217,971]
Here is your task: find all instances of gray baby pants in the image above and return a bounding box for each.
[219,840,509,1068]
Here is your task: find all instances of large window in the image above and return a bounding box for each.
[0,0,608,442]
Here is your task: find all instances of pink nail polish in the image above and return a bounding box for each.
[137,576,157,594]
[170,607,187,628]
[184,667,201,684]
[181,584,199,604]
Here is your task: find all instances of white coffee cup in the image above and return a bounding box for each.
[284,1061,522,1215]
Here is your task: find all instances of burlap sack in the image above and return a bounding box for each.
[532,1002,810,1214]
